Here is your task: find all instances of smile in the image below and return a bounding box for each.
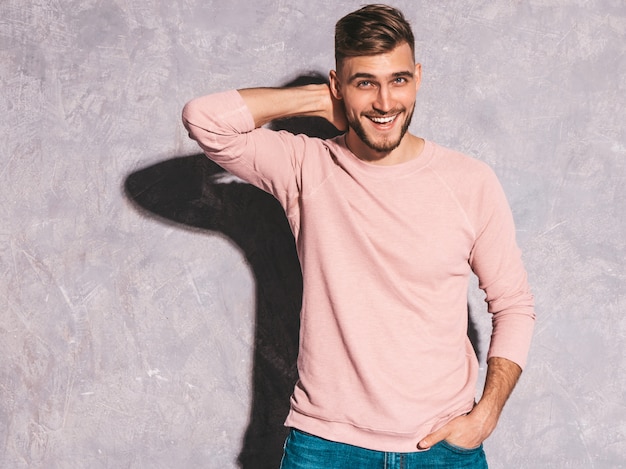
[367,114,398,125]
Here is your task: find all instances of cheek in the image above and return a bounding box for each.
[340,101,358,118]
[398,89,417,105]
[343,95,369,116]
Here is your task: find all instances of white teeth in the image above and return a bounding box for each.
[370,115,396,124]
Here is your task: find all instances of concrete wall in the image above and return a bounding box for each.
[1,0,624,467]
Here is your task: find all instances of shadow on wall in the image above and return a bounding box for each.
[124,73,483,468]
[126,153,299,468]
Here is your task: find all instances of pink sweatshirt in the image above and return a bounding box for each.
[182,90,535,452]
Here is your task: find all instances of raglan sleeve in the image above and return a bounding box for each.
[181,89,305,210]
[469,166,536,370]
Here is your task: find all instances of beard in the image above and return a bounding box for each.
[348,104,415,153]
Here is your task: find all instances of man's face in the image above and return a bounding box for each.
[330,42,421,160]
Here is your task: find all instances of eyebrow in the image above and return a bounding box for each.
[347,70,414,83]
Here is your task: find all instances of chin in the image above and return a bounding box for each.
[361,129,405,154]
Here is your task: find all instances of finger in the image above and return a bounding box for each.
[417,428,448,450]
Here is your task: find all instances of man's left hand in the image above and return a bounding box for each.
[417,357,522,451]
[417,407,496,450]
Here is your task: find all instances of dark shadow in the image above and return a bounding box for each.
[126,154,300,468]
[124,72,482,468]
[467,304,481,360]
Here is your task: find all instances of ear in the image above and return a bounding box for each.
[329,70,343,100]
[414,63,422,93]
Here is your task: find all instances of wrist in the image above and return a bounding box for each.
[306,83,337,122]
[471,399,500,431]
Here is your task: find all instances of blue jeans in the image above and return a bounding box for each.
[279,428,488,469]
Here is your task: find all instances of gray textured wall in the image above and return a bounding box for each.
[1,0,625,468]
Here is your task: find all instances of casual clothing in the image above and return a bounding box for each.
[182,90,535,453]
[279,428,487,469]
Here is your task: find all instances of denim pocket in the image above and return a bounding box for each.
[439,440,483,454]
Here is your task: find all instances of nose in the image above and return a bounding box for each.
[373,85,393,114]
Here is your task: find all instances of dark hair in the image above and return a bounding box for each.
[335,4,415,68]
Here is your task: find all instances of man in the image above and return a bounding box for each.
[183,4,535,468]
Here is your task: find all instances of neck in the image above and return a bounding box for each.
[346,131,425,166]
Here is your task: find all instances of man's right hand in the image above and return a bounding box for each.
[238,84,347,131]
[326,86,348,132]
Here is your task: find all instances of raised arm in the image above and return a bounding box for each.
[182,84,347,210]
[238,84,347,130]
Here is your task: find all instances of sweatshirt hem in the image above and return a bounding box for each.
[283,401,474,453]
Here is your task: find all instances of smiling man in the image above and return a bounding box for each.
[183,4,535,468]
[331,41,420,161]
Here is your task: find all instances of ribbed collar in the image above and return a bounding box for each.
[332,135,435,179]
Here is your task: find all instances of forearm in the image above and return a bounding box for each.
[238,85,344,129]
[472,356,522,435]
[417,356,522,449]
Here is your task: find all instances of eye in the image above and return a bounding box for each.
[393,77,408,85]
[356,80,378,89]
